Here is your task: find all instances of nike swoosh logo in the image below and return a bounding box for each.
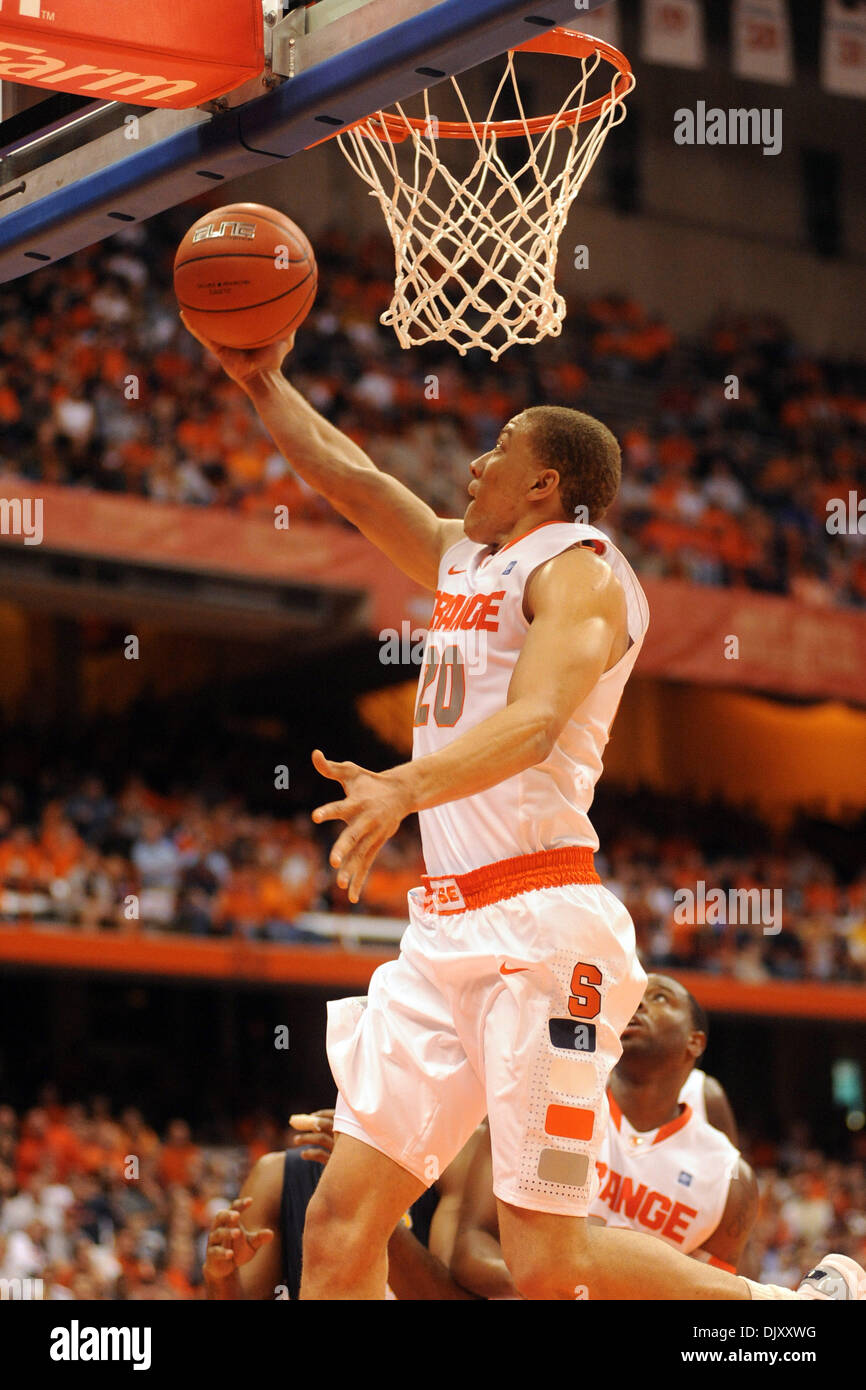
[448,566,466,575]
[500,963,529,975]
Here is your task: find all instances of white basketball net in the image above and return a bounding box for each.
[337,42,633,359]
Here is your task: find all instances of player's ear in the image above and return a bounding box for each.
[531,468,560,495]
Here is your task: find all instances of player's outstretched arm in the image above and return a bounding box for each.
[313,546,628,901]
[695,1158,759,1274]
[203,1154,282,1300]
[179,317,462,589]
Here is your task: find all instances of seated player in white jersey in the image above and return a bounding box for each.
[181,318,865,1302]
[593,978,752,1272]
[679,1065,738,1144]
[450,974,757,1296]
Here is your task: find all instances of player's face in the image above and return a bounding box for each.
[620,974,699,1066]
[463,414,554,544]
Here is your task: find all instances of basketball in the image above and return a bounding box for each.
[174,202,317,349]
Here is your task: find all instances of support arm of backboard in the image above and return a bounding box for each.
[0,0,610,282]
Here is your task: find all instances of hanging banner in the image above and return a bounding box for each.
[732,0,794,85]
[642,0,706,69]
[822,0,866,98]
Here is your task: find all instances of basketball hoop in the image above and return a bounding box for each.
[336,28,634,360]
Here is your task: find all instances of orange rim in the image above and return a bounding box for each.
[347,28,633,144]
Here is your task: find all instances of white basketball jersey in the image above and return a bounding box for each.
[679,1068,708,1123]
[590,1091,740,1253]
[412,521,650,876]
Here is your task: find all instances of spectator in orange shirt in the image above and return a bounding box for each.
[44,1114,82,1183]
[362,862,424,919]
[165,1235,199,1298]
[0,827,47,889]
[75,1119,113,1177]
[213,865,266,938]
[120,1107,161,1165]
[257,871,305,927]
[158,1120,201,1189]
[14,1108,50,1186]
[41,817,85,879]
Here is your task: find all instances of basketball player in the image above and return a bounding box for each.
[182,317,865,1302]
[203,1111,484,1299]
[450,975,757,1297]
[680,1065,737,1144]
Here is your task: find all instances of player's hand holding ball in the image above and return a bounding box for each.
[175,201,317,382]
[179,310,294,384]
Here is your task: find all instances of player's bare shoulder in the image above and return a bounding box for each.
[525,544,629,668]
[242,1149,287,1211]
[438,517,469,563]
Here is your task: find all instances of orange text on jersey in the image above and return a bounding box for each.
[429,590,506,632]
[595,1162,698,1244]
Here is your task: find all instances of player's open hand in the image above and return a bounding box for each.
[179,310,294,383]
[203,1197,274,1282]
[288,1108,335,1164]
[311,749,413,903]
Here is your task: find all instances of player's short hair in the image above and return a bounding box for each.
[522,405,622,524]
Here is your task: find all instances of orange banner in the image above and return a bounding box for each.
[2,480,865,704]
[0,0,263,107]
[1,925,865,1019]
[0,477,429,637]
[638,578,866,707]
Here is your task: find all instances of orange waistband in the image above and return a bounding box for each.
[420,846,600,915]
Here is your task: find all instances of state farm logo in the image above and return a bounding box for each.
[192,221,256,243]
[0,40,198,102]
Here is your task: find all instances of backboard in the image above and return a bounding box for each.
[0,0,612,282]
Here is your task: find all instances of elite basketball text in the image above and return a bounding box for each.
[192,221,257,243]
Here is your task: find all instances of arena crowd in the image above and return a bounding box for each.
[0,219,864,608]
[0,770,864,983]
[1,1090,863,1299]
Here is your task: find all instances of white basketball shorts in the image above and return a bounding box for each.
[327,847,647,1215]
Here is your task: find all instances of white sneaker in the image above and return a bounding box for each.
[797,1254,866,1300]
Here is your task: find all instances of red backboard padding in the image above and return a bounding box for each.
[0,0,264,107]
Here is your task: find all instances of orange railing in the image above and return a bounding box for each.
[1,924,865,1019]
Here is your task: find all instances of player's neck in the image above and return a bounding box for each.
[610,1069,685,1134]
[487,506,570,553]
